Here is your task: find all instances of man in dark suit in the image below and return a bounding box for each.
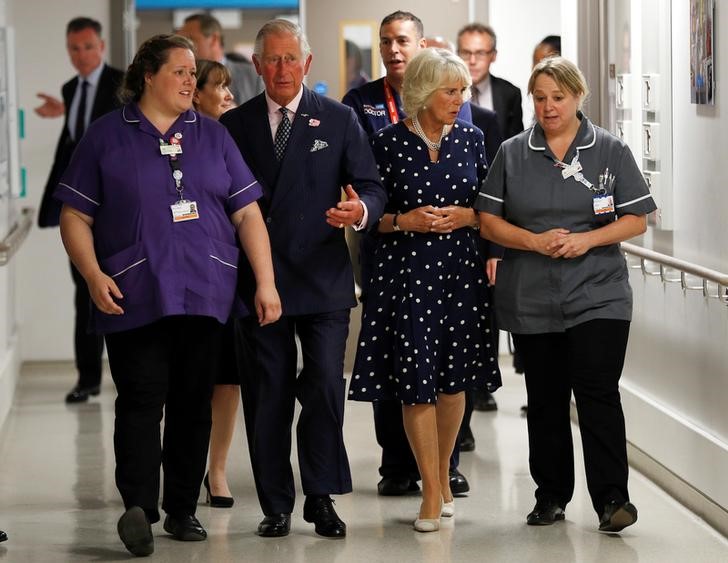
[457,23,524,141]
[35,17,124,403]
[220,19,386,539]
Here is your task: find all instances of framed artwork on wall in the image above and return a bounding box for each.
[339,21,380,98]
[690,0,715,105]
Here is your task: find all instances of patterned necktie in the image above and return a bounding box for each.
[470,85,480,106]
[274,107,292,161]
[75,80,89,141]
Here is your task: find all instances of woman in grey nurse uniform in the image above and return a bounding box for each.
[56,35,280,556]
[476,56,656,533]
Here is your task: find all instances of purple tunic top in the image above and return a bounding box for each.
[54,103,263,334]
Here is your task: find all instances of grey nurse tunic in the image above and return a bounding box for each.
[475,115,657,334]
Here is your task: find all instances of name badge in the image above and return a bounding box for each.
[171,200,199,222]
[593,195,615,215]
[160,144,183,156]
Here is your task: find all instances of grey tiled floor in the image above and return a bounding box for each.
[0,361,726,562]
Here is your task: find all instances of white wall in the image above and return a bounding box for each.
[13,1,111,362]
[488,0,562,129]
[619,0,728,517]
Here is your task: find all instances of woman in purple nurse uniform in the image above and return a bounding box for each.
[56,34,280,557]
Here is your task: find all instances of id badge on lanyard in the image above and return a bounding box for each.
[160,133,200,222]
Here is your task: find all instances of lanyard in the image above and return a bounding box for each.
[383,79,400,125]
[160,136,186,202]
[552,151,596,192]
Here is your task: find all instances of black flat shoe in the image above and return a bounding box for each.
[303,496,346,538]
[65,384,101,404]
[449,468,470,496]
[0,530,7,543]
[526,500,565,525]
[599,500,638,532]
[258,514,291,537]
[163,514,206,541]
[203,473,234,508]
[118,506,154,557]
[377,476,420,496]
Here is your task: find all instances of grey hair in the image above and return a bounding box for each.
[253,19,311,60]
[402,48,472,116]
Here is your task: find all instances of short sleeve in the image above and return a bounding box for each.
[222,129,263,215]
[613,142,657,217]
[474,145,506,217]
[54,132,103,217]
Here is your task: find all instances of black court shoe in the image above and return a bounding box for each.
[203,473,234,508]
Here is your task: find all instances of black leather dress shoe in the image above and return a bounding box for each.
[449,469,470,495]
[258,514,291,537]
[118,506,154,556]
[65,384,101,404]
[303,496,346,538]
[599,500,638,532]
[459,427,475,452]
[163,514,207,541]
[526,500,565,525]
[472,390,498,412]
[0,530,7,543]
[377,476,420,496]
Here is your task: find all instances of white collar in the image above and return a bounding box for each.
[528,115,596,152]
[264,86,304,117]
[78,62,105,88]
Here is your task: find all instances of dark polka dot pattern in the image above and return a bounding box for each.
[349,120,502,406]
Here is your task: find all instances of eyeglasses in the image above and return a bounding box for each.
[261,54,300,67]
[458,49,495,60]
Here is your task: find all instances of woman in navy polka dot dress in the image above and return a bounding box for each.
[349,48,501,532]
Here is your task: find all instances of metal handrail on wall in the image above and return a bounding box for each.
[621,241,728,303]
[0,207,34,267]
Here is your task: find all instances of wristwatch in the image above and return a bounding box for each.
[392,213,401,231]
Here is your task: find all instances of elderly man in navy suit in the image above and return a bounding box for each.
[221,19,386,539]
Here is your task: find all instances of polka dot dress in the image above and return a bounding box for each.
[349,120,502,406]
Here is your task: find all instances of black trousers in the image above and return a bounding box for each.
[237,311,353,516]
[105,316,222,523]
[70,262,104,389]
[513,319,631,515]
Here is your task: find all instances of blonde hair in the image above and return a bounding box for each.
[401,48,472,116]
[528,56,589,109]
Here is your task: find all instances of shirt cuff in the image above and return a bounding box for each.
[352,200,368,231]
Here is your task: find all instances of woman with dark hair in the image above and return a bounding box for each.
[193,59,235,120]
[191,59,239,508]
[55,34,280,556]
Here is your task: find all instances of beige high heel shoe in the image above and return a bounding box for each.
[414,498,442,532]
[414,517,440,532]
[441,499,455,518]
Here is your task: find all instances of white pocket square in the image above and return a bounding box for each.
[311,139,329,152]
